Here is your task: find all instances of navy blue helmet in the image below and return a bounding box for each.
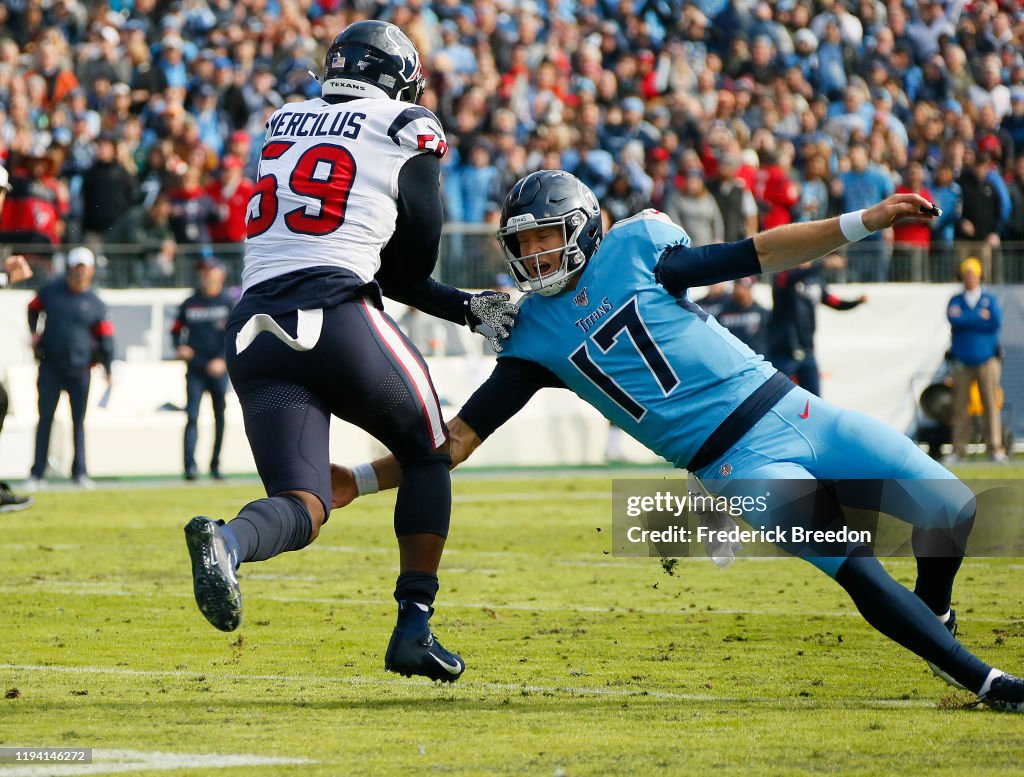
[321,21,425,103]
[496,170,603,296]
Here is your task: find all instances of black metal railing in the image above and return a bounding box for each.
[4,231,1024,290]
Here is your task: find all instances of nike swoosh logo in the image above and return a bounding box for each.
[427,652,463,675]
[799,400,810,419]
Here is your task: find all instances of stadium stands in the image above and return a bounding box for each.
[0,1,1022,288]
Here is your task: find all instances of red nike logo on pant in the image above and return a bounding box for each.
[799,400,810,419]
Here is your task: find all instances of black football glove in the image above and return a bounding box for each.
[464,291,518,352]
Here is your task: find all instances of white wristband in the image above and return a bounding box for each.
[352,462,379,496]
[839,210,873,243]
[0,272,8,288]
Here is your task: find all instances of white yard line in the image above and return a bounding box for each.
[0,580,855,614]
[0,663,939,710]
[0,749,313,777]
[0,581,1019,622]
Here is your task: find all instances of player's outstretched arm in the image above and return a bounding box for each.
[656,194,938,295]
[376,153,517,350]
[331,416,483,509]
[754,192,939,272]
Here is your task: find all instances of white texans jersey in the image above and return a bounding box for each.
[242,96,448,291]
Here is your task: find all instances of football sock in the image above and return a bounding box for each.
[938,610,952,625]
[394,458,451,537]
[219,523,242,569]
[836,552,992,693]
[978,669,1005,697]
[913,556,963,616]
[226,495,312,564]
[394,571,439,609]
[911,517,974,616]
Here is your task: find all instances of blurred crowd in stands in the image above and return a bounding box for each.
[1,0,1024,285]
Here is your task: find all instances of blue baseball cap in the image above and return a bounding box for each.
[621,96,645,114]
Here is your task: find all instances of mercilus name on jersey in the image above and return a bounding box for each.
[574,297,614,334]
[266,110,366,141]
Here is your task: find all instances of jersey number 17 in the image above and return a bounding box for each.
[569,297,680,421]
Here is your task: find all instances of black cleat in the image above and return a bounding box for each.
[978,673,1024,713]
[184,516,241,632]
[926,610,966,690]
[0,482,33,514]
[384,602,465,683]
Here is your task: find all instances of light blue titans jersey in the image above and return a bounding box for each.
[499,211,778,467]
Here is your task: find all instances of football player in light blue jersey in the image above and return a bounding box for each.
[335,170,1024,711]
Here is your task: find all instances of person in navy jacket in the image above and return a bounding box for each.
[171,258,235,481]
[767,260,867,396]
[26,247,114,489]
[946,257,1006,463]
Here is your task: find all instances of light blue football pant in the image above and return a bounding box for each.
[695,386,976,577]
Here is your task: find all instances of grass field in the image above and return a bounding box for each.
[1,469,1023,776]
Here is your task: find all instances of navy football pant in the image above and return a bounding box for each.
[225,298,450,522]
[184,369,228,474]
[32,361,91,479]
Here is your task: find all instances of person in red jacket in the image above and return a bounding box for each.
[893,162,934,280]
[754,148,800,230]
[206,156,254,246]
[0,146,69,248]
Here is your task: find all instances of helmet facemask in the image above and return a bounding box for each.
[497,211,590,296]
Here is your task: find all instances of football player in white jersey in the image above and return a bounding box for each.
[183,21,516,682]
[0,165,35,515]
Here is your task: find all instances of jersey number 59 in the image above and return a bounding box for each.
[246,141,357,238]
